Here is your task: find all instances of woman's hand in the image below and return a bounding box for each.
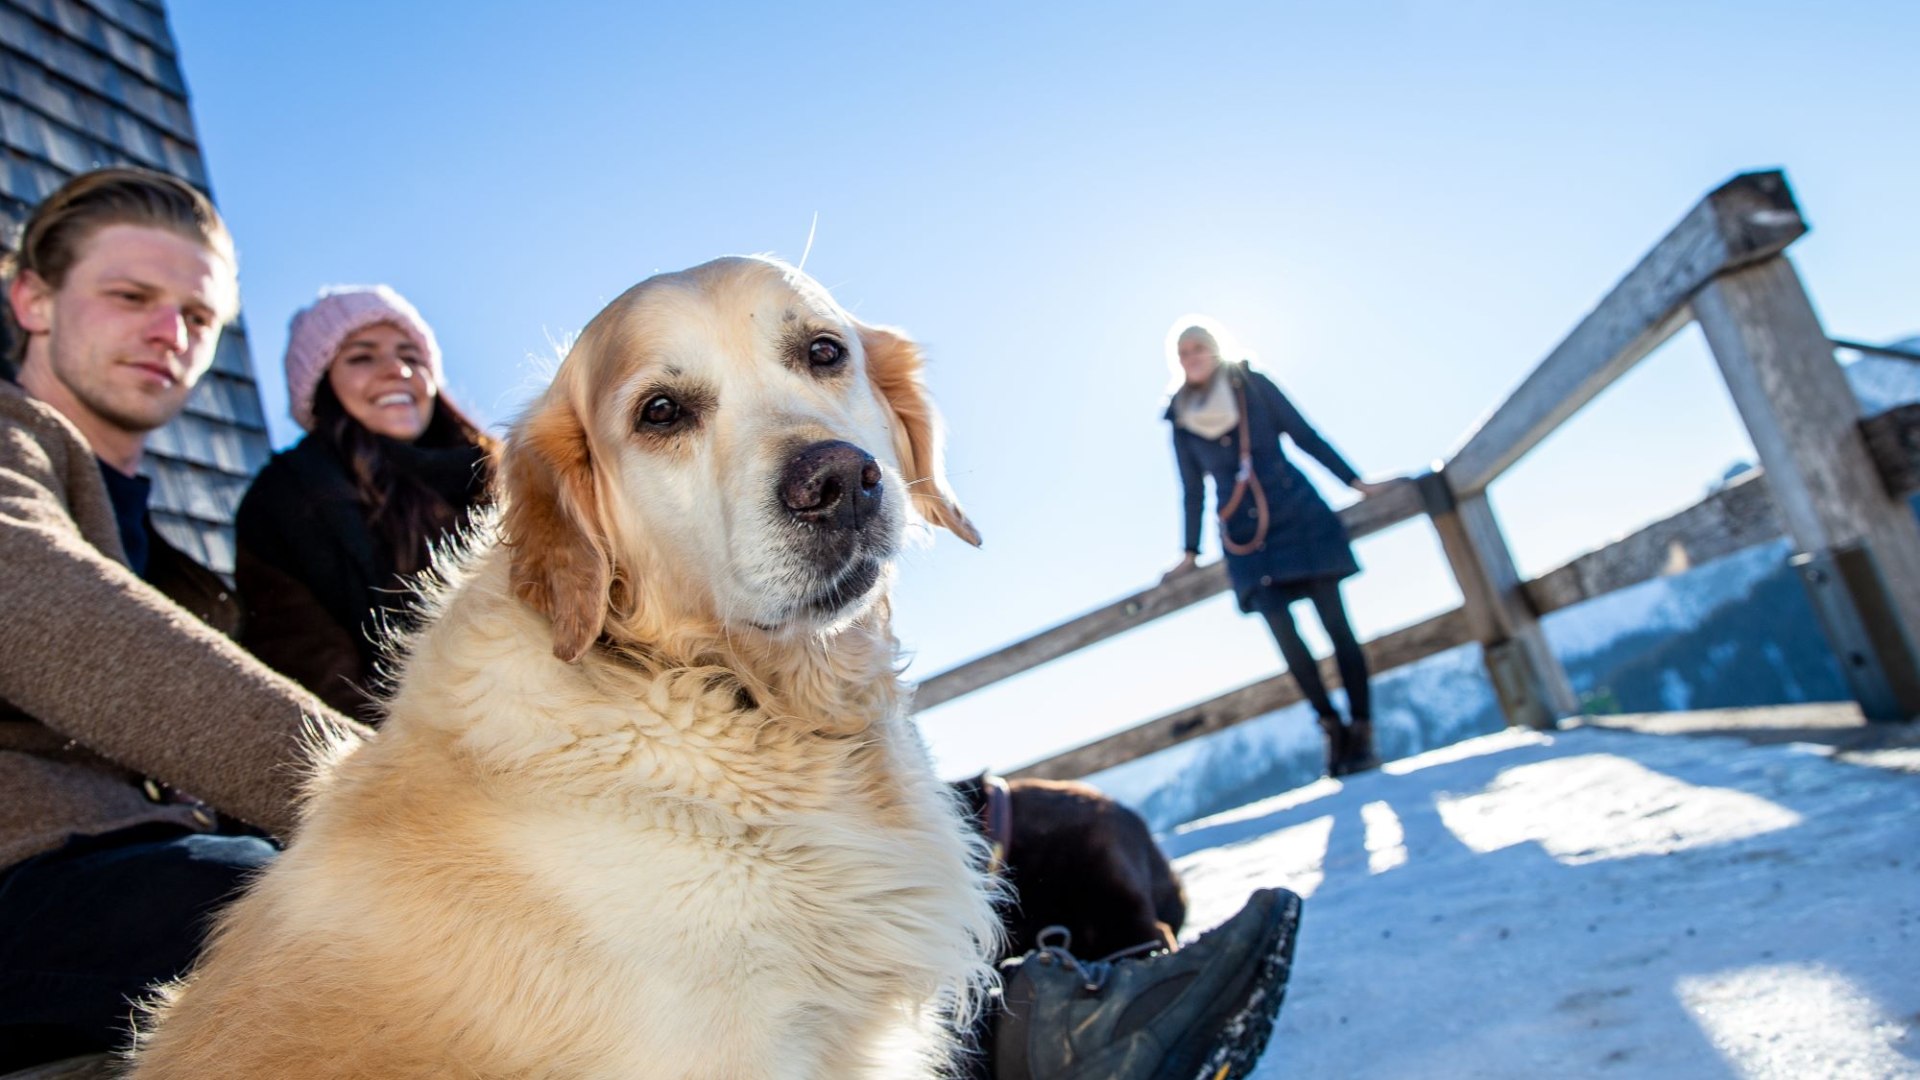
[1350,478,1400,499]
[1162,553,1200,583]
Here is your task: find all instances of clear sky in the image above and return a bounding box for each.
[170,1,1920,776]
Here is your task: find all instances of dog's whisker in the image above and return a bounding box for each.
[798,211,820,272]
[902,469,977,490]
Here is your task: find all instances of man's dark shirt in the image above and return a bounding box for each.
[96,460,152,578]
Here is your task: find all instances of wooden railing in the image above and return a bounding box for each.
[1833,339,1920,363]
[912,483,1425,712]
[917,169,1920,780]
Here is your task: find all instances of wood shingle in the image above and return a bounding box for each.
[0,0,270,577]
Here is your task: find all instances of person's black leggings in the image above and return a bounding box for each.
[1257,576,1370,722]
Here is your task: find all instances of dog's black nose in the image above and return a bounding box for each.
[781,440,883,529]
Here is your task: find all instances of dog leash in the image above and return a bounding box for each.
[1215,364,1269,556]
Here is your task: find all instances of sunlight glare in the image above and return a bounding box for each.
[1434,754,1802,864]
[1163,312,1260,390]
[1677,963,1917,1079]
[1361,800,1409,874]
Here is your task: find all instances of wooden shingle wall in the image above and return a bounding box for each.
[0,0,268,575]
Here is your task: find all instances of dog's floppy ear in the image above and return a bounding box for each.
[500,393,613,662]
[859,323,981,546]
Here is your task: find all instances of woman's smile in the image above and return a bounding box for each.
[327,321,436,441]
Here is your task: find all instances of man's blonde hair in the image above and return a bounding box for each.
[2,167,237,369]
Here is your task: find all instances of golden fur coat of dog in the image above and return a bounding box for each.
[130,257,1001,1079]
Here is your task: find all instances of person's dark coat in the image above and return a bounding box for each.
[234,435,487,721]
[1168,363,1360,612]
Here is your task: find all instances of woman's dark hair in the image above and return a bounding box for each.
[311,381,499,577]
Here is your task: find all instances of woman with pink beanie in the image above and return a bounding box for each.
[234,285,496,722]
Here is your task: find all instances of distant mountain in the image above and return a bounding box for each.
[1092,337,1919,833]
[1094,541,1835,832]
[1568,546,1844,713]
[1537,534,1786,662]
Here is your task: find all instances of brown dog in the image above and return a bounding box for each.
[952,775,1186,960]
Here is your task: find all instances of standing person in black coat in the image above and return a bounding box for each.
[1163,321,1395,775]
[235,285,495,722]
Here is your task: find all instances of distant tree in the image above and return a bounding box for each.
[1579,686,1622,715]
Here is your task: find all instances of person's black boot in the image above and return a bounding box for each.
[994,887,1303,1080]
[1315,714,1347,778]
[1341,718,1381,775]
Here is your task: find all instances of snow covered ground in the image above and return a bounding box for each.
[1162,714,1920,1078]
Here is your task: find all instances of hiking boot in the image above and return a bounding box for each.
[1316,714,1348,777]
[994,887,1303,1080]
[1341,719,1381,775]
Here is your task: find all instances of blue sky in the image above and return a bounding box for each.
[170,1,1920,775]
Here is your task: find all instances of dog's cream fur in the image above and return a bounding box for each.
[130,257,1000,1079]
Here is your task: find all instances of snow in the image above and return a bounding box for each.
[1163,721,1920,1078]
[1083,533,1826,835]
[1844,338,1920,417]
[1088,643,1506,832]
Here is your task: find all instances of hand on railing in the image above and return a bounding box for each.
[1350,477,1402,499]
[1161,552,1200,583]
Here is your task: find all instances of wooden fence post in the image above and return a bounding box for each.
[1446,170,1807,497]
[1695,256,1920,720]
[1419,470,1580,728]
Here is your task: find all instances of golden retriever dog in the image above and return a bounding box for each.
[131,256,1001,1079]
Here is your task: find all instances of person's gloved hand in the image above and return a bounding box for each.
[1161,553,1199,583]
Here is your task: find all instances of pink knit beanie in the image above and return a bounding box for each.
[284,285,444,431]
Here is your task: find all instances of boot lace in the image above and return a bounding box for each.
[1026,925,1169,993]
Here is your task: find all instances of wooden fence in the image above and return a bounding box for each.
[914,169,1920,782]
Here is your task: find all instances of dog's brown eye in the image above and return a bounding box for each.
[640,395,681,427]
[808,338,845,369]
